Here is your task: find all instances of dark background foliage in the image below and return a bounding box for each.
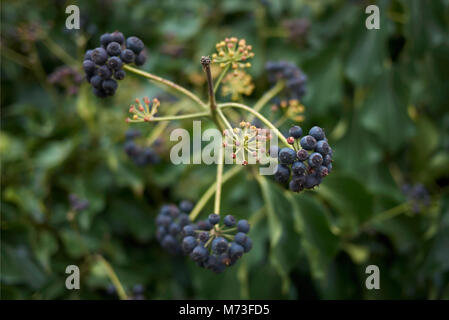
[1,0,449,299]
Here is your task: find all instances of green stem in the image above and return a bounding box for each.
[252,81,284,113]
[201,56,223,131]
[214,64,230,93]
[370,202,410,224]
[214,147,224,214]
[217,108,234,132]
[128,111,209,123]
[123,65,207,110]
[189,165,242,221]
[96,255,128,300]
[42,37,79,67]
[219,102,290,147]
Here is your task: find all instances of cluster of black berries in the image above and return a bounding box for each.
[68,194,89,212]
[266,61,307,101]
[401,183,431,213]
[272,125,333,192]
[181,214,252,274]
[83,31,147,98]
[155,201,194,255]
[124,129,160,167]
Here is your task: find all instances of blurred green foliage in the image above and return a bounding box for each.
[1,0,449,299]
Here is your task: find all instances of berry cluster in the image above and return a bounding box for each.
[155,202,193,255]
[124,129,160,167]
[83,31,147,98]
[401,183,431,213]
[272,125,333,192]
[69,193,89,212]
[266,61,307,101]
[181,214,252,273]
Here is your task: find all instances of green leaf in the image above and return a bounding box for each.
[360,71,415,152]
[318,173,374,232]
[292,193,339,279]
[34,140,74,170]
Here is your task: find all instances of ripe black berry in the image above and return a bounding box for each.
[237,220,250,233]
[126,36,144,54]
[135,50,147,66]
[308,152,323,167]
[110,31,125,45]
[84,50,93,61]
[100,33,113,47]
[300,135,316,150]
[102,79,118,95]
[292,161,307,175]
[297,149,309,161]
[93,87,107,98]
[114,69,125,80]
[83,60,96,76]
[91,47,108,65]
[316,140,330,155]
[120,49,135,63]
[208,213,220,225]
[274,164,290,183]
[97,65,112,79]
[179,200,194,213]
[107,56,123,70]
[279,147,297,164]
[106,41,122,56]
[223,215,236,227]
[309,126,325,141]
[90,75,103,88]
[289,125,303,139]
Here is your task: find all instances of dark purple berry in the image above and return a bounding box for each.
[234,232,247,245]
[292,161,307,175]
[135,50,147,66]
[106,42,122,56]
[100,33,113,47]
[223,215,236,227]
[114,69,125,80]
[274,164,290,183]
[120,49,135,63]
[190,245,209,262]
[300,135,317,150]
[309,126,325,141]
[110,31,125,45]
[126,36,144,54]
[297,149,309,161]
[308,152,323,167]
[97,65,112,79]
[315,140,330,155]
[212,237,228,254]
[102,78,117,95]
[289,125,303,139]
[107,56,123,70]
[229,242,244,260]
[90,75,103,89]
[208,213,220,225]
[182,236,197,253]
[91,47,108,65]
[237,220,250,233]
[278,147,297,164]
